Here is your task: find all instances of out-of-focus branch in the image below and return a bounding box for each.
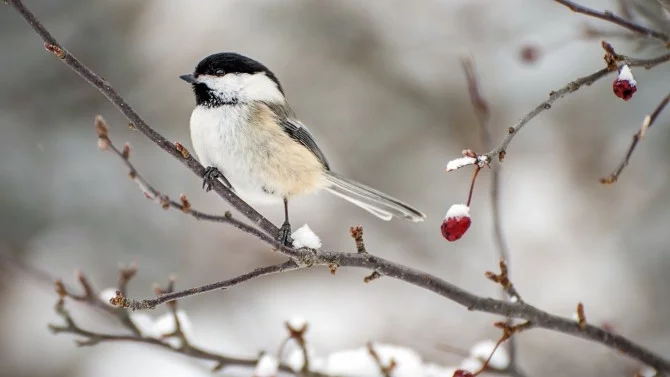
[113,261,299,310]
[54,268,141,336]
[461,58,524,377]
[484,45,670,162]
[50,268,268,373]
[554,0,670,45]
[7,0,670,373]
[368,342,397,377]
[601,93,670,183]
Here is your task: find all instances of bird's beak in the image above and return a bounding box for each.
[179,74,197,84]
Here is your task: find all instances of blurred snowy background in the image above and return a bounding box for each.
[1,0,669,376]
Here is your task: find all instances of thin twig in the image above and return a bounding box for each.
[48,271,279,373]
[485,260,522,303]
[553,0,670,45]
[367,342,397,377]
[281,320,311,374]
[462,58,524,377]
[55,269,142,336]
[349,226,367,254]
[112,261,299,310]
[576,302,587,330]
[484,49,670,162]
[601,93,670,183]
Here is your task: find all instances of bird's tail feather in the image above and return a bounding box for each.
[324,172,426,222]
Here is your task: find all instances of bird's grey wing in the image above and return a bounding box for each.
[281,117,330,170]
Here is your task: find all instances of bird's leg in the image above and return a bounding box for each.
[202,166,233,192]
[277,198,293,246]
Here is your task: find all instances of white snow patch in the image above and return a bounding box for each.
[284,347,319,372]
[98,288,118,307]
[317,344,423,377]
[446,156,476,172]
[152,310,193,347]
[470,340,509,370]
[423,363,458,377]
[639,365,657,377]
[253,354,279,377]
[287,316,307,331]
[618,65,636,86]
[291,224,322,249]
[459,357,483,373]
[129,313,156,338]
[445,204,470,219]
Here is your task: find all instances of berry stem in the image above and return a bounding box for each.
[467,166,481,207]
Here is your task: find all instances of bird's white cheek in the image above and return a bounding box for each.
[199,73,284,103]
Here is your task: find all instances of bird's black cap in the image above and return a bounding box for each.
[186,52,283,93]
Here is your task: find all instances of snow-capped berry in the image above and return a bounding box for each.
[441,204,471,242]
[612,65,637,101]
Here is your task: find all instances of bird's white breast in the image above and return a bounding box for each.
[189,105,281,204]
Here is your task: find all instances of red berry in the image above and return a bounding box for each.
[441,216,471,241]
[613,79,636,101]
[453,369,475,377]
[441,204,471,242]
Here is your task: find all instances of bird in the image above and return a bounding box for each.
[179,52,425,245]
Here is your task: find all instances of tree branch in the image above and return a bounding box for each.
[7,0,670,374]
[5,0,279,238]
[461,58,525,377]
[601,92,670,183]
[49,270,304,374]
[484,46,670,162]
[553,0,670,45]
[113,261,299,310]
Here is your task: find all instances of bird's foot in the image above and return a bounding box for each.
[277,221,293,247]
[202,166,232,192]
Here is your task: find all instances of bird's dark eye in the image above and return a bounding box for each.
[215,69,225,76]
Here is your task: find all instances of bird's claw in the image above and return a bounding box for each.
[202,166,232,192]
[277,222,293,247]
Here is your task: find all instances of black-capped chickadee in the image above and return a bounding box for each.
[180,52,425,245]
